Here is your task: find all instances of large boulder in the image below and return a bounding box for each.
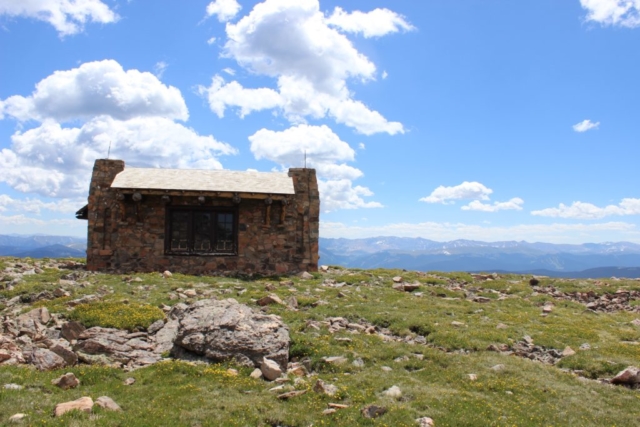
[73,327,161,369]
[173,299,290,369]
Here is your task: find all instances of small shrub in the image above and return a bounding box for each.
[70,301,164,331]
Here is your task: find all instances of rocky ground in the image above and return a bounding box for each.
[2,259,640,426]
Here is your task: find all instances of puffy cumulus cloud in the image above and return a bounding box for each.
[320,220,639,243]
[532,198,640,219]
[326,7,415,38]
[420,182,493,204]
[0,117,236,198]
[201,0,406,135]
[0,0,118,36]
[581,0,640,27]
[319,180,383,211]
[249,124,380,211]
[462,198,524,212]
[206,0,242,22]
[1,60,188,123]
[249,124,356,177]
[199,76,283,118]
[573,119,600,132]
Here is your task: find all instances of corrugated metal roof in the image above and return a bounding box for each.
[110,167,295,195]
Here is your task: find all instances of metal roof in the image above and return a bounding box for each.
[110,167,295,195]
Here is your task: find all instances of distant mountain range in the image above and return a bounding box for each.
[3,234,640,278]
[0,235,86,258]
[320,237,640,278]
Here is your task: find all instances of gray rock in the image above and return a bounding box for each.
[147,319,165,335]
[152,320,178,355]
[95,396,122,411]
[611,366,640,385]
[73,327,161,369]
[313,379,338,396]
[54,396,93,417]
[4,383,23,390]
[52,372,80,390]
[416,417,435,426]
[173,299,290,369]
[8,413,26,423]
[361,404,387,419]
[383,385,402,398]
[260,357,283,381]
[30,348,65,371]
[61,321,86,341]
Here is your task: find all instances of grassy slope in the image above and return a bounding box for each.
[1,258,640,426]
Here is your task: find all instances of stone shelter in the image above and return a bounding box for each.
[76,159,319,275]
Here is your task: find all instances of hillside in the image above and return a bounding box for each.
[1,256,640,426]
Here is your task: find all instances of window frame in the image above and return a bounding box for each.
[164,206,238,256]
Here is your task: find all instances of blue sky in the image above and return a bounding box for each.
[1,0,639,243]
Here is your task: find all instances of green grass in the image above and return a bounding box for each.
[1,257,640,426]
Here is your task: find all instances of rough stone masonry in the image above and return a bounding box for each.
[81,159,319,275]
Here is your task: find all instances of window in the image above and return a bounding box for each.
[166,208,237,255]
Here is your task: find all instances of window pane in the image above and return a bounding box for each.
[170,211,189,252]
[216,213,234,251]
[193,212,213,252]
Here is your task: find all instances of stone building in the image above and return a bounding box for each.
[76,159,319,275]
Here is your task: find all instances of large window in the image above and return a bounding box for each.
[166,208,237,255]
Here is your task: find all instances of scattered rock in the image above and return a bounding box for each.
[257,294,284,306]
[124,377,136,386]
[54,396,93,417]
[261,358,283,381]
[361,404,387,419]
[467,374,477,381]
[4,383,23,390]
[172,299,290,370]
[314,379,338,396]
[383,385,402,398]
[227,368,238,376]
[52,372,80,390]
[580,343,591,351]
[562,346,576,357]
[95,396,122,411]
[451,321,465,327]
[250,368,263,379]
[611,366,640,386]
[416,417,435,427]
[322,409,337,415]
[322,356,347,365]
[631,319,640,327]
[392,276,403,283]
[30,348,66,371]
[496,323,508,329]
[381,366,392,372]
[300,272,314,280]
[491,364,505,371]
[183,289,197,298]
[8,413,26,423]
[277,389,307,400]
[162,271,172,279]
[61,321,86,342]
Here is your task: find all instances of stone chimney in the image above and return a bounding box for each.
[288,168,320,271]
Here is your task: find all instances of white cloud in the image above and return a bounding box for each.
[319,179,383,211]
[0,116,236,198]
[580,0,640,27]
[0,60,236,200]
[199,0,405,135]
[358,142,365,150]
[222,68,236,76]
[0,194,82,214]
[207,36,217,45]
[532,198,640,219]
[382,71,388,79]
[420,182,493,204]
[0,0,118,36]
[320,220,639,244]
[154,61,168,79]
[249,124,380,211]
[573,119,600,132]
[206,0,242,22]
[326,6,415,38]
[462,198,524,212]
[1,60,188,123]
[199,76,283,118]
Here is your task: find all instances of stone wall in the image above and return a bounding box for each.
[85,160,319,275]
